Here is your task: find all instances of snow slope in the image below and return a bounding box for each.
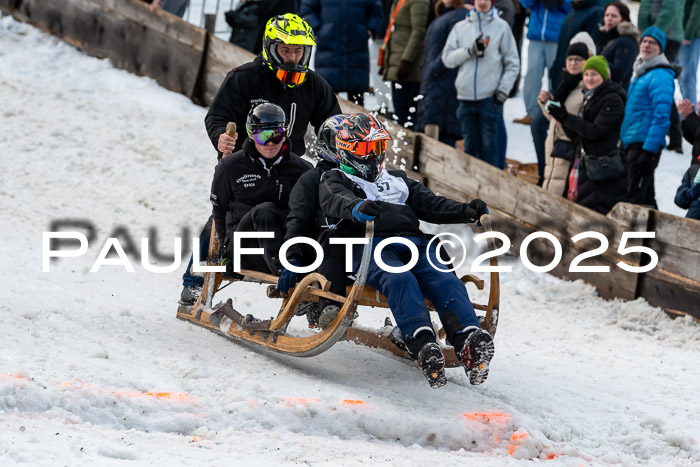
[1,16,699,466]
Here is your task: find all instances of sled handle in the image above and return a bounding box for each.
[478,213,500,336]
[222,122,237,158]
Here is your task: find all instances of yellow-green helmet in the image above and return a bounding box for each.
[262,13,316,87]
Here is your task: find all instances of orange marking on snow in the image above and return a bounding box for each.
[508,430,530,456]
[462,411,512,426]
[283,397,321,405]
[341,399,366,406]
[546,453,557,460]
[0,373,29,380]
[61,381,197,403]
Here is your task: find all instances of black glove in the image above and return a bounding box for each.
[546,101,569,123]
[277,258,302,293]
[469,33,486,57]
[638,150,659,176]
[351,200,381,223]
[494,91,508,105]
[396,60,412,82]
[463,198,488,223]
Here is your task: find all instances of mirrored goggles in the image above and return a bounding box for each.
[275,69,306,86]
[252,127,286,145]
[336,138,388,158]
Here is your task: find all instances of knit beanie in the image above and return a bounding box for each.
[569,32,596,57]
[583,55,610,80]
[640,26,667,52]
[566,42,590,59]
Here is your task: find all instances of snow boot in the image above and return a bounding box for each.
[417,342,447,389]
[458,328,495,386]
[294,301,319,317]
[306,304,321,329]
[177,286,202,314]
[317,304,340,329]
[179,286,202,305]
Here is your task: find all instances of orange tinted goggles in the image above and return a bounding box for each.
[275,69,306,86]
[336,139,388,157]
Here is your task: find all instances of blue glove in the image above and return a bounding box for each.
[277,258,302,293]
[689,184,700,200]
[351,200,381,223]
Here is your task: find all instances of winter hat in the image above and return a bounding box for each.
[566,42,590,59]
[640,26,667,52]
[569,32,596,57]
[583,56,610,80]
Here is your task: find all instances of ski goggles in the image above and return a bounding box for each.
[251,127,286,145]
[335,138,388,157]
[275,69,306,86]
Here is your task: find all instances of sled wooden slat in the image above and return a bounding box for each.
[182,215,500,363]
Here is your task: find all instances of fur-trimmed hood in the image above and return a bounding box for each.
[599,21,640,40]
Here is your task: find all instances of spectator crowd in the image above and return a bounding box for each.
[159,0,700,220]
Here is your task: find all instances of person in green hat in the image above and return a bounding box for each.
[545,55,628,214]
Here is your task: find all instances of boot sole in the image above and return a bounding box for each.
[419,345,447,389]
[467,334,495,386]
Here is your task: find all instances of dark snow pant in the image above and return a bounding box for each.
[531,110,549,183]
[665,40,683,148]
[160,0,189,17]
[227,202,286,275]
[181,203,286,287]
[391,81,421,127]
[182,217,211,288]
[458,97,503,169]
[625,143,659,209]
[352,236,480,354]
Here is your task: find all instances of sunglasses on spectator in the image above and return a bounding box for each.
[336,138,388,157]
[566,57,585,63]
[252,128,286,145]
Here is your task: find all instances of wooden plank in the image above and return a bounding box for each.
[7,0,205,97]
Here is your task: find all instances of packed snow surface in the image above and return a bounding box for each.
[1,16,699,466]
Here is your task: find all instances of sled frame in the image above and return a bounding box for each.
[176,215,500,367]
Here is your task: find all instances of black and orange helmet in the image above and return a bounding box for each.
[335,114,392,182]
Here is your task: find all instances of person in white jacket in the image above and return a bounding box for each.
[441,0,519,168]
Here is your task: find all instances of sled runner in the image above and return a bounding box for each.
[176,215,500,367]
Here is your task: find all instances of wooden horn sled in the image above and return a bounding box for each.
[176,215,500,368]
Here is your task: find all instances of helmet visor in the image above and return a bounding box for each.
[251,127,286,145]
[336,138,387,158]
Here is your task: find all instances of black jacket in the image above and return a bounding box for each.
[210,139,313,245]
[674,164,700,220]
[562,79,627,214]
[682,112,700,160]
[596,21,639,89]
[205,55,341,158]
[319,169,471,237]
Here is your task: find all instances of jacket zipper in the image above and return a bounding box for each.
[474,12,482,99]
[541,9,548,41]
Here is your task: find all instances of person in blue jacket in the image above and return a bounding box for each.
[518,0,571,184]
[620,26,680,209]
[550,0,604,90]
[300,0,384,106]
[518,0,571,123]
[414,0,469,147]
